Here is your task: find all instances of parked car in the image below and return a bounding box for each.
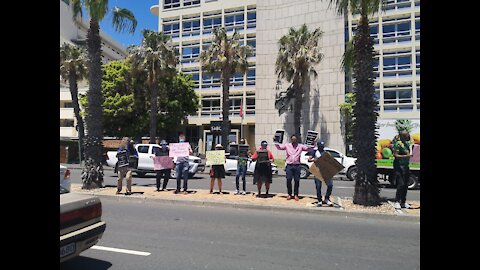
[224,156,278,176]
[106,143,205,178]
[299,148,357,180]
[60,186,106,263]
[60,165,71,192]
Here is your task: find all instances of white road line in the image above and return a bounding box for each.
[91,246,151,256]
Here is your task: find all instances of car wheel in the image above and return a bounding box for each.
[170,170,177,179]
[346,166,357,181]
[407,175,419,189]
[136,172,147,177]
[300,165,310,179]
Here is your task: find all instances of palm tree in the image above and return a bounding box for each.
[324,0,386,205]
[70,0,137,188]
[127,30,178,144]
[200,27,252,150]
[275,24,324,141]
[60,43,88,159]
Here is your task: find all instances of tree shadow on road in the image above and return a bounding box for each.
[61,256,112,270]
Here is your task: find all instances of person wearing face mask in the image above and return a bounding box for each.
[175,134,193,194]
[234,138,251,195]
[307,141,334,207]
[251,140,274,197]
[392,130,412,209]
[209,144,226,194]
[151,140,173,192]
[116,137,138,195]
[274,134,314,201]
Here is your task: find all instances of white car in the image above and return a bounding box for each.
[223,156,278,176]
[299,148,357,180]
[60,165,71,191]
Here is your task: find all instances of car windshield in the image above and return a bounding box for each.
[60,185,69,194]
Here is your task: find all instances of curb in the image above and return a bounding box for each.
[74,191,420,222]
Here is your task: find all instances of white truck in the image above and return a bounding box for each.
[298,147,357,180]
[106,143,205,178]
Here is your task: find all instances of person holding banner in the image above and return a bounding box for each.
[274,134,314,201]
[234,138,251,195]
[151,140,173,192]
[116,137,138,195]
[307,141,334,207]
[175,134,193,194]
[209,144,226,194]
[251,140,274,197]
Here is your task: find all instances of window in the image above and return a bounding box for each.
[385,0,411,11]
[416,51,420,75]
[183,69,200,88]
[229,97,242,115]
[246,35,256,56]
[230,73,244,87]
[202,41,212,52]
[182,18,200,37]
[225,10,244,32]
[327,150,341,158]
[181,43,200,63]
[202,73,221,89]
[416,83,420,110]
[382,17,412,44]
[247,11,256,29]
[203,16,222,34]
[247,68,255,86]
[137,146,149,153]
[382,51,413,77]
[152,146,160,154]
[163,20,180,38]
[201,97,221,117]
[183,0,200,7]
[415,18,420,40]
[246,96,255,115]
[370,24,379,44]
[164,0,180,9]
[383,84,414,112]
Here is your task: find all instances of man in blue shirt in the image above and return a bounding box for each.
[116,137,138,195]
[307,141,334,207]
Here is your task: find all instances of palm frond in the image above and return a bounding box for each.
[84,0,109,21]
[112,7,137,34]
[341,40,355,72]
[70,0,83,20]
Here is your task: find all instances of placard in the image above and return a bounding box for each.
[229,144,239,157]
[256,150,269,163]
[308,152,344,183]
[239,144,249,158]
[169,142,190,157]
[128,156,138,169]
[153,156,174,170]
[274,129,285,144]
[117,150,129,168]
[305,130,319,147]
[206,150,226,165]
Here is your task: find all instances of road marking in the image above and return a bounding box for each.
[91,245,151,256]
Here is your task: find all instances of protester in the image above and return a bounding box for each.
[116,137,138,195]
[151,140,172,192]
[175,134,193,194]
[209,144,226,194]
[235,138,251,195]
[393,130,411,209]
[251,140,274,197]
[307,141,334,207]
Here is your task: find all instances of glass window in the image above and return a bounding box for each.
[182,19,200,37]
[164,0,180,9]
[383,24,395,35]
[247,11,256,29]
[137,146,149,153]
[384,91,397,103]
[398,90,412,103]
[327,150,341,158]
[184,0,200,7]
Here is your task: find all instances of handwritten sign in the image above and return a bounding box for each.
[305,130,318,147]
[206,150,226,165]
[169,143,190,157]
[309,152,344,183]
[274,129,285,144]
[239,144,249,158]
[410,144,420,164]
[153,156,174,170]
[117,150,129,168]
[256,150,269,163]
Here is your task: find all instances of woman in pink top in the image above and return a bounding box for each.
[274,134,313,201]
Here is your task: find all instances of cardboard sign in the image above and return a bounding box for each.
[239,144,250,158]
[309,152,345,183]
[129,156,138,169]
[305,130,319,147]
[206,150,226,165]
[274,129,285,144]
[229,144,239,157]
[169,142,190,157]
[117,150,129,168]
[153,156,174,170]
[410,144,420,164]
[256,150,270,163]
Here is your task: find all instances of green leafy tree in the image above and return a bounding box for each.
[60,43,88,157]
[339,92,355,156]
[128,30,178,144]
[324,0,387,205]
[69,0,137,188]
[275,24,324,141]
[200,27,251,150]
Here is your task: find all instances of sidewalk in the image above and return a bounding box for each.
[70,183,420,221]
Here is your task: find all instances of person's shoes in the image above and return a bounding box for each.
[218,191,222,195]
[234,190,240,195]
[241,191,247,195]
[183,190,188,195]
[209,190,213,194]
[287,195,292,200]
[125,192,132,196]
[324,199,334,206]
[401,202,411,209]
[393,202,401,209]
[294,195,299,201]
[160,188,165,191]
[317,200,323,206]
[174,190,180,194]
[116,191,121,195]
[156,189,160,192]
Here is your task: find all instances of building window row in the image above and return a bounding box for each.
[197,94,255,117]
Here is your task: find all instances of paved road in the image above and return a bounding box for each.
[69,169,420,201]
[61,199,420,270]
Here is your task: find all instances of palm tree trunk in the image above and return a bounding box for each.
[149,82,158,144]
[293,78,303,141]
[221,71,231,150]
[68,70,85,160]
[352,13,380,206]
[82,19,104,189]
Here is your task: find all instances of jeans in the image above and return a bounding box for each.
[394,163,409,204]
[235,165,247,191]
[156,169,171,190]
[176,161,189,191]
[285,164,301,196]
[314,177,333,202]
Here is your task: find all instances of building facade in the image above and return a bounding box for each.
[60,0,127,140]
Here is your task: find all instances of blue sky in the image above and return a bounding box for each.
[99,0,159,48]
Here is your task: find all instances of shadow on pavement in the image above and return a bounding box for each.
[61,256,112,270]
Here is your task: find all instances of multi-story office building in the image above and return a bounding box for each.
[150,0,257,153]
[60,0,127,140]
[346,0,420,119]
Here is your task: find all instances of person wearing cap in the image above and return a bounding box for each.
[175,134,193,194]
[151,140,173,192]
[307,141,334,207]
[234,138,251,195]
[116,137,138,195]
[251,140,274,197]
[274,134,314,201]
[209,144,226,194]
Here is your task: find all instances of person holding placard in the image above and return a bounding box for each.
[209,144,226,194]
[251,141,274,197]
[151,140,173,192]
[234,138,251,195]
[307,141,334,207]
[175,134,193,194]
[274,134,314,201]
[116,137,138,195]
[393,130,411,209]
